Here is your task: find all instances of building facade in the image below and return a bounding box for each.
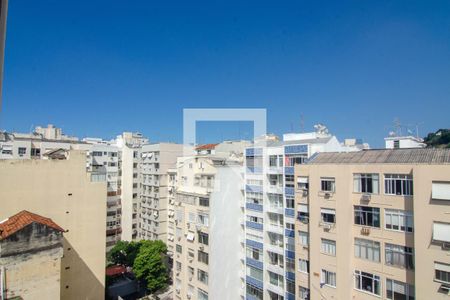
[0,151,106,300]
[172,141,249,300]
[244,129,365,300]
[294,148,450,300]
[138,143,184,242]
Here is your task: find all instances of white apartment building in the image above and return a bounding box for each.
[172,141,250,300]
[244,127,366,300]
[138,143,184,242]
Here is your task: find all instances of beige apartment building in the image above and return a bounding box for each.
[294,148,450,300]
[0,151,106,300]
[138,143,184,242]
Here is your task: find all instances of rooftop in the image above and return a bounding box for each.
[308,148,450,165]
[0,210,64,240]
[195,143,219,150]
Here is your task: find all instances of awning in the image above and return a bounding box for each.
[298,204,309,213]
[321,208,335,215]
[435,262,450,273]
[297,177,308,183]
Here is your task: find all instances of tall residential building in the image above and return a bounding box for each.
[173,141,250,300]
[0,0,7,106]
[0,210,65,300]
[294,148,450,300]
[0,125,149,251]
[167,167,178,256]
[138,143,184,242]
[244,127,365,300]
[0,151,106,300]
[116,132,149,242]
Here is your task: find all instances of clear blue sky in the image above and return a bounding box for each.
[1,1,449,147]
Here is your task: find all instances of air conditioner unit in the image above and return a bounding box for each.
[361,227,370,235]
[440,285,450,295]
[324,192,331,198]
[442,242,450,250]
[361,194,371,202]
[302,190,308,197]
[176,272,180,276]
[199,245,204,250]
[176,288,180,294]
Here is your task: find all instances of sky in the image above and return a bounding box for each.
[1,0,449,147]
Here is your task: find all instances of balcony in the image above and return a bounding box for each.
[246,257,263,270]
[267,185,283,194]
[284,208,295,218]
[284,229,295,238]
[246,276,263,290]
[266,166,283,174]
[246,202,263,212]
[267,204,283,214]
[246,184,263,193]
[266,224,284,235]
[246,221,263,231]
[284,187,295,196]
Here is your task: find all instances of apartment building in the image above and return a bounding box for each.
[138,143,184,242]
[244,127,365,300]
[294,148,450,300]
[167,167,178,256]
[173,141,250,300]
[0,125,149,251]
[116,132,149,242]
[0,151,106,300]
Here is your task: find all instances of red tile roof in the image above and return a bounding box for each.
[195,143,219,150]
[106,265,127,277]
[0,210,64,240]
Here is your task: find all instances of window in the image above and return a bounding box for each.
[385,243,414,269]
[247,215,263,224]
[246,265,263,281]
[198,288,208,300]
[268,251,283,267]
[320,208,336,224]
[297,176,309,190]
[354,174,379,194]
[198,232,209,245]
[268,271,284,288]
[299,259,309,273]
[285,155,307,166]
[321,269,336,287]
[354,270,380,296]
[354,206,380,227]
[385,209,413,232]
[393,140,400,149]
[198,250,209,265]
[298,204,309,223]
[321,239,336,256]
[199,197,209,207]
[285,222,295,230]
[384,174,413,196]
[246,246,262,261]
[197,269,208,284]
[299,286,310,300]
[321,177,335,192]
[175,261,182,272]
[286,197,295,209]
[269,155,278,167]
[176,244,182,253]
[284,257,294,273]
[432,181,450,200]
[386,278,415,300]
[435,262,450,284]
[298,231,309,247]
[92,151,103,156]
[17,147,27,155]
[31,148,41,156]
[286,279,295,294]
[198,213,209,226]
[432,222,450,243]
[354,238,380,262]
[246,284,263,300]
[285,174,294,188]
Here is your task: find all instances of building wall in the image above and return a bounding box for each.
[294,162,450,300]
[0,224,63,300]
[0,151,106,300]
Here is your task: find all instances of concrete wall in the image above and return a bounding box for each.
[0,151,106,300]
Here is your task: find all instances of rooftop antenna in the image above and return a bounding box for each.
[300,114,305,133]
[393,118,402,136]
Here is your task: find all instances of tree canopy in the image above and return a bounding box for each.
[424,129,450,148]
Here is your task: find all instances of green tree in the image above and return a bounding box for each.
[107,240,142,266]
[133,240,168,293]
